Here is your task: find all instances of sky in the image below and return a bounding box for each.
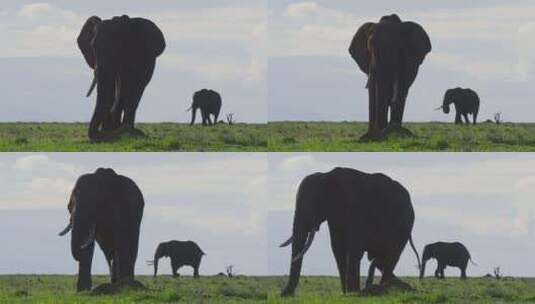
[0,1,267,123]
[268,153,535,278]
[0,153,268,276]
[2,1,533,124]
[1,152,535,277]
[268,1,535,122]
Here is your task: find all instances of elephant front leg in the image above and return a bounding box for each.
[360,82,379,141]
[455,112,462,124]
[345,251,363,293]
[328,224,347,293]
[365,259,377,290]
[193,266,200,278]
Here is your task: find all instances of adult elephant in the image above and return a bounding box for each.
[279,167,421,296]
[149,240,205,278]
[77,15,166,142]
[349,14,431,141]
[58,168,145,292]
[436,88,480,125]
[420,242,474,279]
[188,89,222,126]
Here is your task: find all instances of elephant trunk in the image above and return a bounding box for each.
[153,256,160,277]
[190,107,197,125]
[71,210,96,291]
[280,229,315,297]
[420,259,427,279]
[420,248,429,279]
[88,68,115,142]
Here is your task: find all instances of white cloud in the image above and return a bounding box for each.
[18,3,52,18]
[283,2,321,18]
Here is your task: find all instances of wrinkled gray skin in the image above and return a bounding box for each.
[188,89,222,126]
[58,168,144,292]
[439,88,480,124]
[150,240,205,278]
[77,15,165,142]
[280,167,421,297]
[420,241,473,279]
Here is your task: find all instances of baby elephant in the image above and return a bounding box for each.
[149,240,205,278]
[437,87,480,125]
[188,89,222,126]
[420,241,474,279]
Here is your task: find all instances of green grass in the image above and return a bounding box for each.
[2,121,535,151]
[268,121,535,151]
[0,275,533,303]
[0,123,267,151]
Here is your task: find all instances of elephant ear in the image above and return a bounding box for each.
[131,18,166,58]
[401,21,431,66]
[77,16,102,69]
[348,22,376,75]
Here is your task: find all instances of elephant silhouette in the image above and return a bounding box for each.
[187,89,222,126]
[436,88,480,125]
[58,168,145,292]
[148,240,205,278]
[77,15,165,142]
[280,167,421,296]
[349,14,431,141]
[420,241,475,279]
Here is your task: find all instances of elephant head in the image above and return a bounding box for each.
[279,174,327,295]
[58,168,116,291]
[437,88,462,114]
[419,243,438,279]
[150,242,171,277]
[77,15,166,141]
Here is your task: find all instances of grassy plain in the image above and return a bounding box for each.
[0,275,533,304]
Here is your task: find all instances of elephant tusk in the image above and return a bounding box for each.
[434,106,443,111]
[110,74,121,113]
[80,224,96,249]
[86,69,97,98]
[185,106,192,112]
[279,236,293,247]
[291,231,315,263]
[58,222,72,236]
[146,260,154,266]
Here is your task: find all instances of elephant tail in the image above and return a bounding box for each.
[409,235,422,272]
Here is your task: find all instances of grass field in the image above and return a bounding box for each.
[1,275,533,303]
[0,123,267,152]
[268,122,535,151]
[1,121,534,151]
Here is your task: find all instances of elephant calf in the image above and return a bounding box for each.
[420,241,474,279]
[149,240,205,278]
[187,89,222,126]
[437,87,480,125]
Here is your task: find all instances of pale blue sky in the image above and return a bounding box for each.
[0,1,266,123]
[268,1,535,122]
